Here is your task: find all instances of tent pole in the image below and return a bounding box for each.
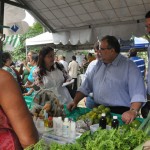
[25,45,28,58]
[0,0,4,68]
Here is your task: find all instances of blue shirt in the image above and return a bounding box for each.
[130,56,145,77]
[28,66,37,82]
[78,54,146,107]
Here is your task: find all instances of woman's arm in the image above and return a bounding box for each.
[0,70,39,148]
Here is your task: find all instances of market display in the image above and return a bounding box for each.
[25,127,150,150]
[25,106,150,150]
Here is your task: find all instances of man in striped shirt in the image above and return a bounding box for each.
[128,48,146,78]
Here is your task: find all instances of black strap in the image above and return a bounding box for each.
[108,106,130,114]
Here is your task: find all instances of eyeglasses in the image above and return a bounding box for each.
[99,47,112,51]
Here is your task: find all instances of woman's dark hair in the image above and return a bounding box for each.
[145,11,150,18]
[38,46,54,76]
[2,52,12,66]
[101,35,120,53]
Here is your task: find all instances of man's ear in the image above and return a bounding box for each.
[111,48,115,53]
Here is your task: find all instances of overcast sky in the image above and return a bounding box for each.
[23,11,35,26]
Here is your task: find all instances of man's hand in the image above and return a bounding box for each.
[67,101,77,112]
[122,110,137,124]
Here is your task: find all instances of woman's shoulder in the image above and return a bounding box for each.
[0,69,14,83]
[0,69,13,77]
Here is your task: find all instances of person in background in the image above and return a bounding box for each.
[68,35,146,124]
[141,11,150,118]
[63,56,66,61]
[87,53,95,63]
[58,55,68,72]
[23,54,39,96]
[54,55,59,62]
[33,46,72,107]
[68,55,79,98]
[20,51,36,84]
[128,48,146,78]
[0,69,39,149]
[85,41,101,109]
[2,52,18,81]
[81,56,89,73]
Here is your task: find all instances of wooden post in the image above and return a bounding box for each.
[0,0,4,68]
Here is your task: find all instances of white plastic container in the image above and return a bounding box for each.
[70,121,76,139]
[53,117,57,134]
[62,118,70,138]
[56,117,63,136]
[90,124,111,133]
[90,124,99,133]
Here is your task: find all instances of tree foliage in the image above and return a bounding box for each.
[11,22,43,61]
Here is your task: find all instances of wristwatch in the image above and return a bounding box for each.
[130,108,139,116]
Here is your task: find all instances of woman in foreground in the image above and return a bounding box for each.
[0,69,39,149]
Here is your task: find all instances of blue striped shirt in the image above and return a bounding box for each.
[78,54,146,107]
[130,56,145,77]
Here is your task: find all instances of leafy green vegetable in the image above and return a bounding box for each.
[24,139,49,150]
[24,127,150,150]
[49,128,150,150]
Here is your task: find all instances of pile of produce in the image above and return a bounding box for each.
[77,105,111,124]
[25,112,150,150]
[25,127,150,150]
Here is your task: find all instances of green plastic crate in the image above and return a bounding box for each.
[64,105,144,124]
[64,105,91,121]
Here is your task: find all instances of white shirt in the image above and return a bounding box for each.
[68,60,79,78]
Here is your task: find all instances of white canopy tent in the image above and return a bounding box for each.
[15,0,150,44]
[25,31,149,51]
[26,32,53,46]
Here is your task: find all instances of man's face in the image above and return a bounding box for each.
[99,40,114,64]
[145,18,150,34]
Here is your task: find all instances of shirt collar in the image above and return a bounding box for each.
[112,54,122,66]
[110,53,122,66]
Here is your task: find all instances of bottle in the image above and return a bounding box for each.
[53,117,57,134]
[99,113,106,129]
[62,118,70,138]
[70,120,76,139]
[56,117,63,136]
[111,116,119,129]
[44,110,49,127]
